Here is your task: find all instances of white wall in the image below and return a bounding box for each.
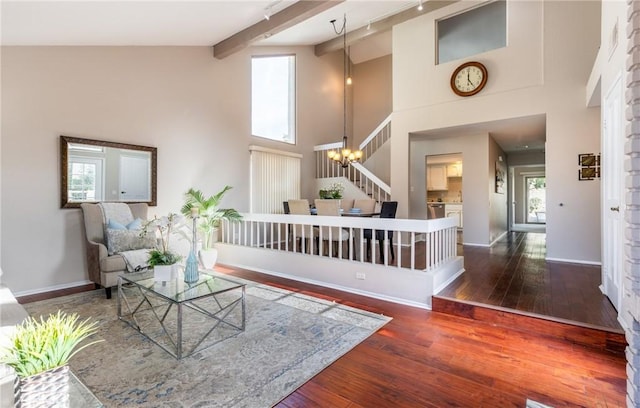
[489,137,508,244]
[362,141,390,186]
[353,55,392,145]
[409,133,489,245]
[392,1,601,261]
[0,46,343,293]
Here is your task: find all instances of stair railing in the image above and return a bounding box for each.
[314,146,390,203]
[359,114,391,162]
[315,114,392,203]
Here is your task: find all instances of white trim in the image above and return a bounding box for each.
[489,231,508,247]
[314,142,343,152]
[359,114,392,150]
[12,280,93,298]
[350,162,391,194]
[249,144,303,158]
[545,257,602,266]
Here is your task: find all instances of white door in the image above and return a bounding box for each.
[602,73,624,311]
[119,155,150,201]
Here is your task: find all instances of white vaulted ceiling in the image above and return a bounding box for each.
[1,0,415,62]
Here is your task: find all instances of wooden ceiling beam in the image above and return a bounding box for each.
[213,0,343,60]
[314,0,458,57]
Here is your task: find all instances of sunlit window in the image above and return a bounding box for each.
[251,55,296,144]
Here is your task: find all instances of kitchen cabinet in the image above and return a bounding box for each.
[427,165,448,191]
[445,204,463,228]
[447,163,463,177]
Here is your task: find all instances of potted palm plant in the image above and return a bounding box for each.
[1,311,102,406]
[181,186,242,269]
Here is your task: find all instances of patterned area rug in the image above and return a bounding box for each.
[23,273,391,407]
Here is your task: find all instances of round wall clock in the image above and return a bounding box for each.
[450,61,488,97]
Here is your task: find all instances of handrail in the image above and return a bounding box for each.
[315,115,392,203]
[360,114,392,150]
[220,213,458,271]
[315,147,391,202]
[351,162,390,194]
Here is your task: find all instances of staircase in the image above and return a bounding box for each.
[315,115,391,203]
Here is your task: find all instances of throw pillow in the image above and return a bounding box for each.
[106,228,156,255]
[107,218,143,230]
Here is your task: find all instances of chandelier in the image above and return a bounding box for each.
[327,15,362,168]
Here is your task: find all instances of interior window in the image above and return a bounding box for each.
[251,55,296,144]
[437,0,507,64]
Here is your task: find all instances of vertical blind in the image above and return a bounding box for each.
[249,145,302,214]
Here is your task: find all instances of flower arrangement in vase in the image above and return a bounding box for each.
[181,186,242,269]
[319,182,344,199]
[141,213,185,280]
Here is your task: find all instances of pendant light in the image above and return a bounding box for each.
[327,14,362,168]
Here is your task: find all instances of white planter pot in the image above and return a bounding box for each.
[153,264,177,281]
[199,248,218,270]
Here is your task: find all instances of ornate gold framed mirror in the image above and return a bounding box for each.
[60,136,157,209]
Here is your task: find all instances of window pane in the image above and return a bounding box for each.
[437,1,506,64]
[252,55,295,144]
[68,157,103,202]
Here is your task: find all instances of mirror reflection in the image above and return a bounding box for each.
[60,136,157,208]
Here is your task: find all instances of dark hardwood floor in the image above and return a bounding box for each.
[16,230,626,406]
[216,265,625,407]
[438,231,622,331]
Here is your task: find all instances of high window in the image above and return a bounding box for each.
[437,1,507,64]
[251,55,296,144]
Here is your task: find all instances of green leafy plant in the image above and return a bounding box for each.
[141,213,185,266]
[1,311,102,378]
[181,186,242,249]
[147,250,182,267]
[319,182,344,199]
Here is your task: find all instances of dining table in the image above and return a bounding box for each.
[310,208,380,217]
[341,211,380,217]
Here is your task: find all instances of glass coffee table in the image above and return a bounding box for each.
[117,270,245,359]
[69,370,103,407]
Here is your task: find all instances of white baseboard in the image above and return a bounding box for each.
[13,280,94,298]
[545,257,601,266]
[434,267,465,294]
[489,231,508,247]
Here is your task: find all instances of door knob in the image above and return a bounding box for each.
[610,206,620,212]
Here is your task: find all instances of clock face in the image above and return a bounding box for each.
[450,62,488,97]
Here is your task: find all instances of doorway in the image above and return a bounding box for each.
[525,176,546,224]
[510,165,546,233]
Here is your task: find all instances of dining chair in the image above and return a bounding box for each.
[364,201,398,264]
[340,199,354,212]
[353,199,376,214]
[287,199,315,253]
[314,199,351,258]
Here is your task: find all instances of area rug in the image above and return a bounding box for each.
[22,273,391,407]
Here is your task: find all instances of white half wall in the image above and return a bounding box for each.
[216,242,464,309]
